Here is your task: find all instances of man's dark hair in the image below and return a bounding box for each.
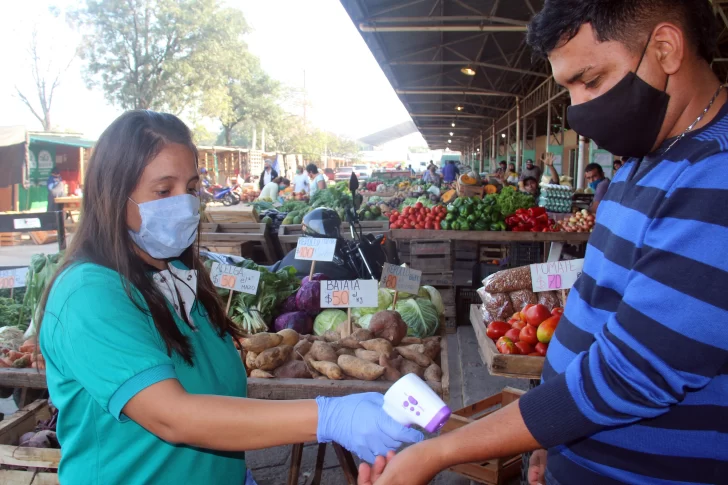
[306,163,318,174]
[523,176,538,185]
[499,160,507,166]
[527,0,717,62]
[585,163,604,175]
[526,159,534,164]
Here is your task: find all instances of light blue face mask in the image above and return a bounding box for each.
[589,180,601,191]
[128,194,200,259]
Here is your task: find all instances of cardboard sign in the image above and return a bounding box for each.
[13,218,41,230]
[0,267,29,289]
[295,237,337,262]
[530,259,584,292]
[209,262,260,295]
[380,263,422,294]
[320,280,378,308]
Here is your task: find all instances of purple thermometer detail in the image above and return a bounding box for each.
[408,396,418,405]
[424,406,452,433]
[403,401,409,407]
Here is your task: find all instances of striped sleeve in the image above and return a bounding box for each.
[520,156,728,448]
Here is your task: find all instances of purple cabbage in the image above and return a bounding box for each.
[281,294,298,313]
[296,280,322,316]
[274,311,313,334]
[301,273,329,286]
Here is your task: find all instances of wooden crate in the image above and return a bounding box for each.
[410,254,452,272]
[29,232,57,245]
[438,288,455,306]
[454,241,479,260]
[456,182,485,198]
[410,240,451,256]
[480,244,508,263]
[444,317,457,334]
[0,399,60,485]
[0,233,21,247]
[421,272,454,287]
[205,205,259,224]
[441,388,525,484]
[470,305,544,380]
[199,222,281,263]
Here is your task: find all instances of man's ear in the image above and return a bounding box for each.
[652,22,684,76]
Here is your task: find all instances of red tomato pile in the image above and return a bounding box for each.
[485,304,563,356]
[389,202,447,230]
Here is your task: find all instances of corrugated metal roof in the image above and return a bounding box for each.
[358,121,419,146]
[29,134,96,148]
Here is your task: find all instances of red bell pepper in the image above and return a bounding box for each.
[527,207,546,217]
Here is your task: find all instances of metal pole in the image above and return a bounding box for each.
[506,111,511,168]
[479,132,484,172]
[523,116,528,168]
[577,135,586,190]
[546,87,552,154]
[515,97,521,172]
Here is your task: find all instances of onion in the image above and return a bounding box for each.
[569,217,577,224]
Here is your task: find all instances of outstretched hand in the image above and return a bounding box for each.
[357,451,395,485]
[541,152,555,167]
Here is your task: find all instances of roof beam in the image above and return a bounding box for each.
[359,24,527,32]
[406,101,509,112]
[365,16,529,27]
[368,0,428,18]
[397,88,514,97]
[389,60,548,78]
[410,113,490,118]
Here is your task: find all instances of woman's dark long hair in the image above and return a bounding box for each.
[37,110,242,365]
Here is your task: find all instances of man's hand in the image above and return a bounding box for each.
[357,451,395,485]
[528,449,547,485]
[541,153,555,167]
[359,441,442,485]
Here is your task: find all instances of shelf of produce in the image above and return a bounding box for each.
[469,305,544,380]
[277,221,390,253]
[198,222,281,263]
[390,229,590,243]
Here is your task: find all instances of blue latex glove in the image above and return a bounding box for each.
[316,392,424,464]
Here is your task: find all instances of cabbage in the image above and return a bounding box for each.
[351,289,393,322]
[358,314,374,329]
[296,280,322,316]
[385,288,415,300]
[418,287,429,298]
[280,294,298,313]
[420,285,444,316]
[395,298,440,338]
[274,311,313,334]
[314,309,348,335]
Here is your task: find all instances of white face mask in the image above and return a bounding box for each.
[128,194,200,259]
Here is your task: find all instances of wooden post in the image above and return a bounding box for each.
[79,147,85,185]
[225,290,234,314]
[392,290,399,308]
[346,307,352,337]
[309,261,316,280]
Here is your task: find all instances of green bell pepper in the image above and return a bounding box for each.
[467,214,477,223]
[440,220,450,230]
[474,221,488,231]
[445,213,455,222]
[453,198,463,208]
[450,220,460,231]
[459,221,471,231]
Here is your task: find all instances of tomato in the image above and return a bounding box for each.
[415,224,425,229]
[520,304,535,321]
[512,319,529,331]
[389,216,398,223]
[515,341,534,355]
[424,222,432,230]
[415,202,423,209]
[551,307,564,317]
[504,328,521,342]
[519,324,538,345]
[496,336,518,354]
[434,224,441,230]
[525,304,552,326]
[534,342,548,356]
[486,321,510,341]
[528,352,542,356]
[391,223,400,229]
[537,316,560,343]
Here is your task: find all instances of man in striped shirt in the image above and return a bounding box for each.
[359,1,728,484]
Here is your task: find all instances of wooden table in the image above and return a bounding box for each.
[54,196,82,222]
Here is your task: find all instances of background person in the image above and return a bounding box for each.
[258,160,278,190]
[422,164,441,187]
[441,160,459,183]
[293,166,310,194]
[306,163,327,197]
[584,162,611,213]
[258,176,290,201]
[519,159,542,182]
[506,163,519,185]
[46,170,64,212]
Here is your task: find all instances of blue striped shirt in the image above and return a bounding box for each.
[519,102,728,485]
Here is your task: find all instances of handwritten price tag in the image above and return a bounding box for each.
[209,262,261,295]
[320,280,378,308]
[379,263,422,294]
[295,237,337,262]
[0,268,29,289]
[530,259,584,293]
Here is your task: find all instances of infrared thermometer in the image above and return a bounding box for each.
[382,373,451,433]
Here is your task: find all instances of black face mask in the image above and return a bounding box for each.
[567,37,669,158]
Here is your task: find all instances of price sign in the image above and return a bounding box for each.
[0,268,29,289]
[209,262,261,295]
[320,280,378,308]
[379,263,421,294]
[530,259,584,292]
[13,218,41,230]
[295,237,336,262]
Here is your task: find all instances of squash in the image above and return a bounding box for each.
[460,174,477,185]
[484,184,497,195]
[441,189,457,203]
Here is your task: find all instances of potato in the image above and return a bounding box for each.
[359,338,395,359]
[400,359,425,379]
[293,340,312,360]
[245,351,259,370]
[336,348,356,357]
[390,355,404,371]
[424,363,442,383]
[396,346,432,368]
[309,341,338,363]
[241,333,283,353]
[400,337,422,345]
[338,322,362,338]
[323,331,341,343]
[316,375,330,380]
[337,355,385,381]
[250,369,274,378]
[354,349,381,364]
[379,355,402,382]
[339,336,363,349]
[423,336,441,347]
[305,335,323,342]
[274,360,312,379]
[255,344,293,371]
[351,328,374,342]
[310,360,344,380]
[277,328,300,347]
[424,340,441,361]
[398,344,425,354]
[369,311,408,346]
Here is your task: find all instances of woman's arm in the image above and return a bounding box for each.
[317,178,326,190]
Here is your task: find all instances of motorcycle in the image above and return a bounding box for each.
[200,184,240,206]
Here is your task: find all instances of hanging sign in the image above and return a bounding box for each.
[0,268,29,289]
[530,259,584,292]
[379,263,422,294]
[209,262,260,295]
[295,237,337,262]
[320,280,379,308]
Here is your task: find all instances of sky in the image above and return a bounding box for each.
[0,0,426,147]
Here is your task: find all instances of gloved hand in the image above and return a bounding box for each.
[316,392,424,464]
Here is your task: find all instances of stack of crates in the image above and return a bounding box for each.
[408,240,453,286]
[453,241,478,288]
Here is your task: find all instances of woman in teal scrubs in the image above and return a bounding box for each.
[37,111,422,485]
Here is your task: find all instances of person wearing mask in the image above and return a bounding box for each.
[258,160,278,190]
[585,163,611,213]
[495,160,507,177]
[306,163,327,197]
[258,177,290,201]
[519,159,542,182]
[613,158,625,174]
[359,1,728,484]
[441,160,459,183]
[47,170,64,212]
[293,166,310,194]
[36,111,422,485]
[506,163,519,185]
[422,165,441,187]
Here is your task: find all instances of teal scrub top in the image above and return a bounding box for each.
[40,261,248,485]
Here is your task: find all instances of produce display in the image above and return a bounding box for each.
[442,195,506,231]
[504,207,559,232]
[484,303,562,356]
[13,399,58,450]
[237,187,261,203]
[538,184,573,213]
[556,209,595,233]
[0,332,44,369]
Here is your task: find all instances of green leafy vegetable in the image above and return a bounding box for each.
[419,286,444,316]
[395,298,440,338]
[20,253,64,330]
[313,309,348,336]
[495,187,535,217]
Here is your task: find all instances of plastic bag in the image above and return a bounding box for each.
[480,290,514,323]
[537,291,561,311]
[483,266,532,293]
[508,289,538,312]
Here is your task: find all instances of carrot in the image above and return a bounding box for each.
[7,351,23,361]
[0,359,10,368]
[19,341,36,353]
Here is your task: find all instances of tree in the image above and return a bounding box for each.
[72,0,249,113]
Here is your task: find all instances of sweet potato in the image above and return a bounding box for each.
[396,346,431,368]
[255,345,293,371]
[274,360,312,379]
[323,331,341,343]
[369,311,408,346]
[359,338,395,359]
[250,369,275,378]
[389,355,404,371]
[338,322,362,339]
[241,333,283,353]
[400,337,422,345]
[337,355,385,381]
[7,350,23,362]
[277,329,300,347]
[293,340,312,360]
[309,341,338,363]
[310,360,344,380]
[305,335,324,342]
[339,336,363,349]
[245,351,259,370]
[423,336,441,346]
[379,355,402,382]
[400,359,425,379]
[398,344,425,354]
[351,328,373,342]
[424,363,442,383]
[424,340,441,361]
[354,349,381,364]
[336,348,355,357]
[0,358,11,368]
[316,375,330,380]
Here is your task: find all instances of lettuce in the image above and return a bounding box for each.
[395,298,440,338]
[314,309,348,336]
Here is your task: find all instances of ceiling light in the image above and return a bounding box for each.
[449,132,454,136]
[501,133,506,138]
[448,139,452,144]
[461,66,476,76]
[451,122,456,127]
[477,148,480,152]
[455,105,464,111]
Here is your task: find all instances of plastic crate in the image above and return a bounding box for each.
[456,288,479,326]
[508,242,542,267]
